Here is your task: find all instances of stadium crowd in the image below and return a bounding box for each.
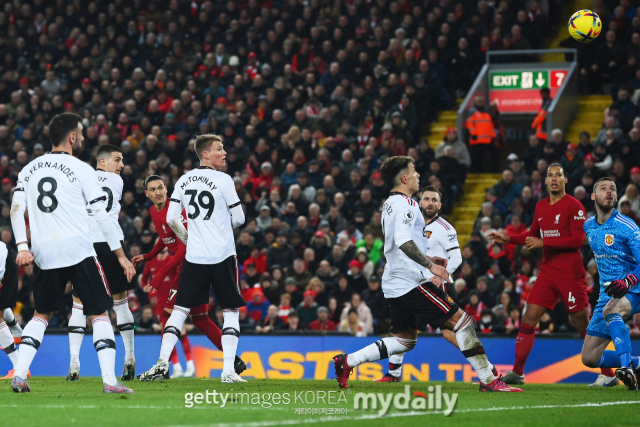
[2,0,640,337]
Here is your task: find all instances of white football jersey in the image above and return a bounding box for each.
[0,242,8,281]
[381,192,430,298]
[88,170,124,243]
[424,215,461,282]
[168,166,241,264]
[12,152,120,269]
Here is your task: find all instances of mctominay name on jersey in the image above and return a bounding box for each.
[180,175,217,191]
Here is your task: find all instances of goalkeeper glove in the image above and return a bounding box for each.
[605,274,638,299]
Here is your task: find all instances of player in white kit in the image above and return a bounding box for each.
[139,134,247,383]
[376,186,496,382]
[9,113,135,393]
[0,241,24,378]
[333,156,519,392]
[67,144,137,381]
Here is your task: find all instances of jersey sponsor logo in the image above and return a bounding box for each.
[554,214,561,224]
[447,234,457,242]
[180,214,187,224]
[384,203,393,215]
[574,210,586,220]
[542,229,560,238]
[162,237,176,245]
[605,234,614,246]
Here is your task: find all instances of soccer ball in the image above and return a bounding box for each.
[568,10,602,43]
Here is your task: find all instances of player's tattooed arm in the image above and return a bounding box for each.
[400,240,433,269]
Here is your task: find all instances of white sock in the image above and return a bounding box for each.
[68,303,86,366]
[15,317,48,379]
[113,298,135,360]
[92,316,117,386]
[222,309,240,375]
[173,362,183,371]
[159,306,189,363]
[389,352,405,377]
[3,309,22,338]
[0,322,18,368]
[454,313,495,384]
[347,337,416,367]
[187,360,195,371]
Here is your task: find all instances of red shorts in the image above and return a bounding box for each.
[527,270,588,313]
[155,264,208,317]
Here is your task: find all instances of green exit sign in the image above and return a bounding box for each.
[490,71,550,89]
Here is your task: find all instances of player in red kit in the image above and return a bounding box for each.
[489,164,616,386]
[132,175,246,378]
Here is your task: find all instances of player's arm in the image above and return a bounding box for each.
[606,227,640,298]
[441,229,462,275]
[395,207,449,282]
[148,243,186,290]
[82,173,135,281]
[167,196,188,244]
[132,237,166,265]
[10,174,33,265]
[222,176,245,228]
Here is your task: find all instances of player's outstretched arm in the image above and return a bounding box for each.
[133,238,167,265]
[10,185,33,265]
[400,240,449,283]
[488,230,510,244]
[167,198,188,244]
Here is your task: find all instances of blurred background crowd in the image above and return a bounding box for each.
[0,0,639,337]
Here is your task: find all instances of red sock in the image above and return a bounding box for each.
[513,324,536,375]
[581,329,616,377]
[170,347,179,365]
[160,310,170,328]
[192,314,223,350]
[180,335,193,361]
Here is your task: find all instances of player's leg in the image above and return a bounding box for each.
[603,295,639,390]
[11,265,67,392]
[564,279,617,381]
[212,257,248,383]
[96,241,136,380]
[502,299,547,384]
[67,294,87,380]
[3,309,22,342]
[73,257,133,393]
[139,260,208,381]
[160,277,184,377]
[179,323,195,377]
[0,250,25,379]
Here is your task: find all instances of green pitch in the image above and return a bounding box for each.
[0,378,638,427]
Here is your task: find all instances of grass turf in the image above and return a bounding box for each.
[0,378,638,427]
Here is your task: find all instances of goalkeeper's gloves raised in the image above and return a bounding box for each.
[605,274,639,299]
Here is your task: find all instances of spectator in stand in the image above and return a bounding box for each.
[296,290,319,328]
[307,306,337,331]
[338,309,367,337]
[246,287,270,326]
[285,311,301,331]
[619,183,640,218]
[435,127,471,169]
[256,305,287,333]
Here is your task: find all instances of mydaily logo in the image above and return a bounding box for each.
[354,385,458,416]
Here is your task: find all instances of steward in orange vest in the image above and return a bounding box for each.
[531,88,552,141]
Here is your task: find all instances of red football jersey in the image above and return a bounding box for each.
[510,194,586,274]
[147,202,187,257]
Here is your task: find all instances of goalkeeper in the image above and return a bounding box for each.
[582,177,640,390]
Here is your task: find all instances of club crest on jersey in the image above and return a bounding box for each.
[554,214,561,224]
[446,295,454,304]
[424,230,432,238]
[605,234,614,246]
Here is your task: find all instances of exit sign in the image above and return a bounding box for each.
[490,70,567,89]
[489,69,568,113]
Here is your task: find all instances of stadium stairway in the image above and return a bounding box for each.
[427,110,458,150]
[565,95,609,143]
[447,173,501,247]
